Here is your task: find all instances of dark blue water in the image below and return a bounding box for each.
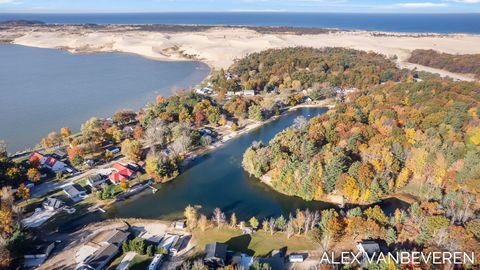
[1,12,479,34]
[0,44,209,153]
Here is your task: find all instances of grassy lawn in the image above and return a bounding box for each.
[192,228,318,256]
[129,254,153,270]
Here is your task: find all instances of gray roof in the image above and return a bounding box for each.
[258,250,285,270]
[104,230,130,246]
[205,242,227,260]
[85,244,119,270]
[43,197,64,209]
[259,257,285,270]
[63,184,86,197]
[359,241,382,255]
[87,174,105,185]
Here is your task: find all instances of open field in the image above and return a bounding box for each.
[192,228,318,256]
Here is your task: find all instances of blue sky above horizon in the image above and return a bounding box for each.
[0,0,480,13]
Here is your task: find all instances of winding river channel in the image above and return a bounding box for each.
[63,107,409,232]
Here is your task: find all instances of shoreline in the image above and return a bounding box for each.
[87,100,335,214]
[2,24,480,79]
[259,173,416,208]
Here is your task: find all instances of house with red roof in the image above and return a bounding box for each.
[108,163,136,184]
[29,151,68,173]
[29,152,47,166]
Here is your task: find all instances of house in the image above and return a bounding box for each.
[170,237,186,254]
[109,163,136,184]
[148,254,164,270]
[29,152,69,173]
[44,156,68,173]
[258,250,285,270]
[174,220,186,230]
[109,172,127,185]
[23,242,55,268]
[42,197,64,211]
[77,230,130,270]
[356,240,388,262]
[63,184,87,202]
[29,151,47,165]
[87,174,107,189]
[204,242,228,268]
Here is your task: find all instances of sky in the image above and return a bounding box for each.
[0,0,479,13]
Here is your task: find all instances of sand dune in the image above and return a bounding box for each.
[2,25,479,80]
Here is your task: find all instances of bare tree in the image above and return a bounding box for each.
[293,116,307,130]
[268,217,276,235]
[304,209,312,235]
[286,219,294,239]
[171,134,192,157]
[0,140,6,155]
[145,119,170,151]
[212,208,226,228]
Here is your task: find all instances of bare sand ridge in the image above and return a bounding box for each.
[1,25,479,81]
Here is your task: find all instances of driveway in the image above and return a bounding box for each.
[116,251,136,270]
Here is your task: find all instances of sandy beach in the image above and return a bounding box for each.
[1,24,480,81]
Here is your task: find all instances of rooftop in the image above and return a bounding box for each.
[205,242,228,260]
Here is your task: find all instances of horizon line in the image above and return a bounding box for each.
[1,11,480,15]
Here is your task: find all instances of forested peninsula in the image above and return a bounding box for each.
[241,48,479,210]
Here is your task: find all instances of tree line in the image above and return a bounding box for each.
[408,49,480,78]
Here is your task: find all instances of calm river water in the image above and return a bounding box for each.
[0,44,209,153]
[62,107,409,232]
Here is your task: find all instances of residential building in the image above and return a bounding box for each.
[87,174,107,189]
[63,184,87,202]
[356,240,388,263]
[109,163,136,184]
[204,242,228,268]
[42,197,64,211]
[77,230,130,270]
[44,156,68,173]
[29,151,69,173]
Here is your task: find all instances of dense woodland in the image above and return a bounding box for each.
[408,49,480,78]
[222,47,411,92]
[242,48,480,267]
